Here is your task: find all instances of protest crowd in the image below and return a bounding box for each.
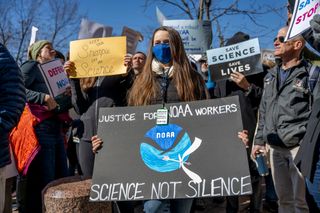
[2,0,320,213]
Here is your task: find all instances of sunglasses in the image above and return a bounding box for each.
[273,36,285,43]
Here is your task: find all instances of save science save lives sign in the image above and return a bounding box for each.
[206,38,263,82]
[90,97,252,201]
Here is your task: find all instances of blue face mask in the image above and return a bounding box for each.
[152,43,172,64]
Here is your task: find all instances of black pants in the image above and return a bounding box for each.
[79,139,95,178]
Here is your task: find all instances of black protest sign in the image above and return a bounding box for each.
[90,97,252,201]
[206,38,263,82]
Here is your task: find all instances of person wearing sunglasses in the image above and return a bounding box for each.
[252,26,311,213]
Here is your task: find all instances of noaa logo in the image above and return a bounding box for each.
[140,124,202,183]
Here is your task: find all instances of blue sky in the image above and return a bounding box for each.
[79,0,288,53]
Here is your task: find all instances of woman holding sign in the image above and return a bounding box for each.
[18,40,71,213]
[127,26,208,213]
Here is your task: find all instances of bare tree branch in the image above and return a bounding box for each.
[48,0,81,45]
[14,0,44,62]
[210,0,239,22]
[198,0,204,20]
[0,2,13,46]
[180,0,194,19]
[214,19,224,47]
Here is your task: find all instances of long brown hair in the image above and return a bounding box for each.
[128,26,208,106]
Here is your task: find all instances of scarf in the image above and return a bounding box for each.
[151,59,174,77]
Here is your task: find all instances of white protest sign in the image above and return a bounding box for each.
[286,0,320,41]
[38,59,70,97]
[163,20,212,54]
[121,26,143,54]
[156,6,167,25]
[206,38,262,81]
[78,18,113,40]
[29,26,39,46]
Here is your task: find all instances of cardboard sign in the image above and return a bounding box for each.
[90,97,252,201]
[121,26,143,54]
[69,37,127,78]
[78,19,113,40]
[38,59,70,97]
[163,20,212,54]
[206,38,263,82]
[286,0,320,41]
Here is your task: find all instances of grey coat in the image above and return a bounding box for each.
[254,61,312,148]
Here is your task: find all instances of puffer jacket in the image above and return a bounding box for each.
[254,60,312,148]
[0,43,26,168]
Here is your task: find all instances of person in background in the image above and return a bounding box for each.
[18,40,71,213]
[124,51,147,77]
[64,45,135,213]
[214,31,267,213]
[198,55,215,98]
[0,43,25,213]
[260,59,279,213]
[293,12,320,212]
[252,26,310,213]
[285,2,320,211]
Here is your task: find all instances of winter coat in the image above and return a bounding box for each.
[70,75,132,141]
[214,71,266,146]
[295,96,320,181]
[20,60,72,119]
[0,43,26,168]
[20,60,48,105]
[150,73,207,105]
[254,60,312,148]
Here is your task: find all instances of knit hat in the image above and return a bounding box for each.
[225,32,250,46]
[28,40,51,60]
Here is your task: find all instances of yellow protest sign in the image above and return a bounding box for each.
[69,36,127,78]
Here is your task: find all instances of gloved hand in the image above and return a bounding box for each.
[310,14,320,41]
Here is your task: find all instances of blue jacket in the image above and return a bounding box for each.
[0,43,26,168]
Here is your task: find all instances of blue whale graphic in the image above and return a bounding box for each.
[140,132,192,172]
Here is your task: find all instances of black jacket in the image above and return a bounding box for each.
[214,71,266,146]
[20,60,48,105]
[295,97,320,181]
[254,61,312,148]
[150,73,207,105]
[70,75,132,141]
[20,60,72,113]
[0,43,26,168]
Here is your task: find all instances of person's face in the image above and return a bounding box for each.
[153,30,170,46]
[38,44,56,63]
[132,53,146,70]
[273,28,296,58]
